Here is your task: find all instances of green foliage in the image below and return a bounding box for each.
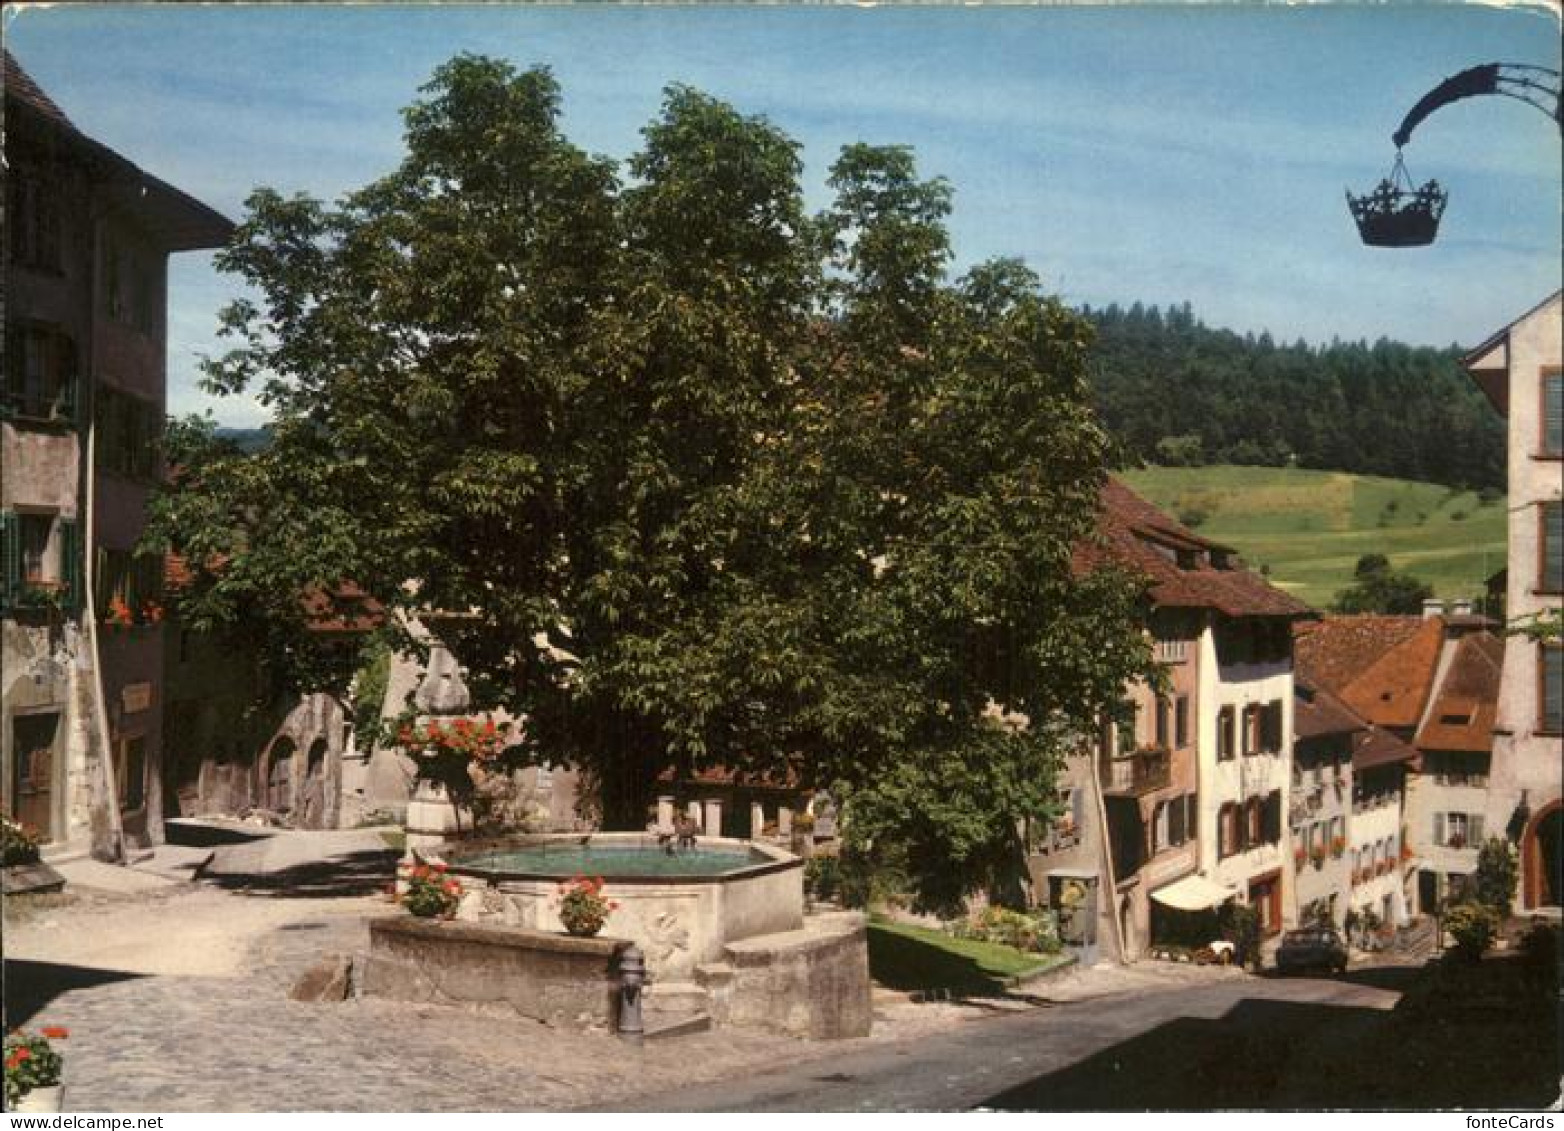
[867,917,1060,993]
[397,861,461,919]
[804,854,841,902]
[1219,902,1262,969]
[948,904,1062,954]
[1086,301,1504,491]
[149,56,1154,906]
[1474,836,1520,918]
[351,640,392,753]
[3,1031,63,1106]
[1444,901,1500,961]
[1508,608,1563,644]
[1331,552,1434,615]
[1154,433,1206,467]
[1,813,41,867]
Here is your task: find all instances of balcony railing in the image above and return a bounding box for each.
[1101,746,1172,796]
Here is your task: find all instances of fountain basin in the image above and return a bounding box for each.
[439,832,804,981]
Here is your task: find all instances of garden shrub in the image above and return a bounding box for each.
[1445,902,1500,961]
[949,905,1062,954]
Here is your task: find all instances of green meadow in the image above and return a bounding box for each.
[1119,465,1508,612]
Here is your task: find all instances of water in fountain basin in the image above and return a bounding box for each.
[454,840,773,878]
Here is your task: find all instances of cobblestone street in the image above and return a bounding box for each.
[3,874,1247,1112]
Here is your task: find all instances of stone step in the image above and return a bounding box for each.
[643,1012,713,1040]
[644,981,709,1016]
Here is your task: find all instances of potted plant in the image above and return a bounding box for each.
[2,814,42,868]
[397,861,462,919]
[396,715,513,835]
[556,875,616,937]
[1330,835,1346,858]
[4,1029,64,1112]
[1293,845,1308,871]
[1310,844,1327,869]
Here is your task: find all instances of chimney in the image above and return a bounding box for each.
[1422,598,1445,620]
[1450,598,1473,617]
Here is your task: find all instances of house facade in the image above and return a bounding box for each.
[1033,480,1307,961]
[1463,291,1563,913]
[1290,679,1357,926]
[1,53,230,855]
[1294,608,1503,918]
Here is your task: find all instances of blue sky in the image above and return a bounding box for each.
[7,3,1561,426]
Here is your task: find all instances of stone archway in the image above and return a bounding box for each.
[262,737,297,816]
[1523,800,1562,911]
[299,737,329,829]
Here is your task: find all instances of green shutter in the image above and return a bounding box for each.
[1470,814,1484,844]
[0,511,19,608]
[1433,812,1444,846]
[59,518,81,611]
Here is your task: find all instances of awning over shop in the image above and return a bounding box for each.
[1150,874,1239,912]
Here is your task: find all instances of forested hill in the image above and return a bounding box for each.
[1082,302,1505,491]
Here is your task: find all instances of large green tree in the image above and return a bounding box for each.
[149,56,1154,910]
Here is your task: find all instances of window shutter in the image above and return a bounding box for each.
[1544,647,1563,733]
[59,518,81,611]
[0,511,18,606]
[1545,372,1563,455]
[1543,502,1562,592]
[1433,813,1444,845]
[1470,814,1484,844]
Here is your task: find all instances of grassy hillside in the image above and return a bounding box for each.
[1119,466,1507,612]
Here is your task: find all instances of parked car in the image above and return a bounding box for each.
[1275,927,1349,975]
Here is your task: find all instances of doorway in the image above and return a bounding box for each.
[11,712,61,841]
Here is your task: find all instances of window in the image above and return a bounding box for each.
[1544,369,1562,457]
[103,234,161,335]
[1155,696,1171,749]
[1167,794,1187,846]
[1434,811,1484,850]
[95,386,162,481]
[1218,706,1236,760]
[94,548,163,624]
[1541,502,1562,594]
[1542,645,1562,735]
[1260,701,1284,752]
[1174,695,1190,748]
[6,170,62,273]
[2,324,77,422]
[1242,705,1260,756]
[1219,803,1240,858]
[0,511,80,611]
[1246,797,1264,845]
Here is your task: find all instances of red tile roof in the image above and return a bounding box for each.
[1085,479,1312,620]
[1294,615,1432,722]
[1294,678,1365,739]
[1295,614,1502,751]
[1414,632,1503,752]
[1352,724,1420,771]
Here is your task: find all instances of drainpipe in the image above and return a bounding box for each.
[82,208,126,864]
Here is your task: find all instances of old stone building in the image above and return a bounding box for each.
[1,53,230,856]
[1463,291,1562,913]
[1034,479,1309,961]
